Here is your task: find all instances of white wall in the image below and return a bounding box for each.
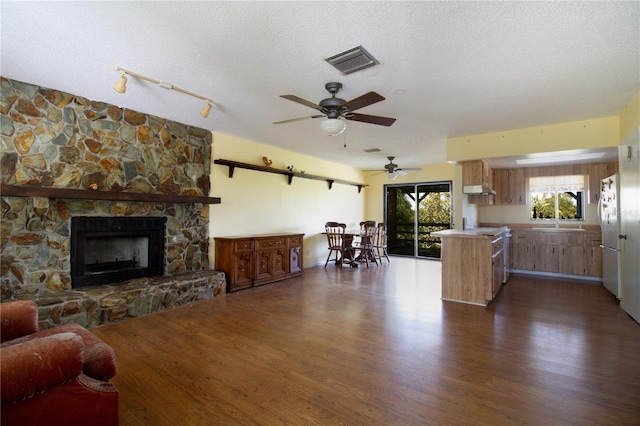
[209,132,366,268]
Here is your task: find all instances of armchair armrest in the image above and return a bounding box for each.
[0,300,39,342]
[1,332,84,405]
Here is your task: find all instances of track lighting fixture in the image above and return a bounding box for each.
[114,67,213,118]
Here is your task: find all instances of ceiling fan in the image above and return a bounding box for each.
[273,82,396,135]
[376,156,422,180]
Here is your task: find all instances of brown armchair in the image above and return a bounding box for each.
[0,300,118,425]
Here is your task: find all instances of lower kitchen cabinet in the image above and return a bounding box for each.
[533,236,559,273]
[509,229,601,278]
[511,231,534,270]
[585,234,603,277]
[215,233,304,292]
[559,245,585,275]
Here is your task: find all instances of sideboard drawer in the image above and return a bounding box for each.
[257,238,287,250]
[289,235,303,247]
[234,240,254,252]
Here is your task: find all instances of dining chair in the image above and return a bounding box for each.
[354,220,376,249]
[373,223,390,263]
[358,222,378,268]
[324,222,348,267]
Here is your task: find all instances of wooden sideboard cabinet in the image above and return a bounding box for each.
[215,233,304,293]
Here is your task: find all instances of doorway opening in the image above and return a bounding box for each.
[384,182,452,258]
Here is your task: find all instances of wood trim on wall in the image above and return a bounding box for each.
[0,184,221,205]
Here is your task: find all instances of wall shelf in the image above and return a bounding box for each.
[214,159,366,193]
[0,184,221,204]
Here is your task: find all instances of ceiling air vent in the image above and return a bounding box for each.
[325,46,380,75]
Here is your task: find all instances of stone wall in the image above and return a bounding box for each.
[0,77,224,327]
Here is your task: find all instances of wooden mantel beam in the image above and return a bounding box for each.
[0,184,221,205]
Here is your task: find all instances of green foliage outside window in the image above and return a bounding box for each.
[531,191,582,220]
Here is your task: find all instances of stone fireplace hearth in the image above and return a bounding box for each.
[1,77,224,329]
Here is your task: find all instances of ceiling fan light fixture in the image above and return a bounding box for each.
[320,118,346,136]
[386,172,398,180]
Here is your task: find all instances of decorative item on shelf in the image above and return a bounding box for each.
[89,183,98,190]
[262,156,273,167]
[300,170,306,174]
[113,67,214,118]
[286,165,295,172]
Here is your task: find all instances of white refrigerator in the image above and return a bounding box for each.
[598,174,622,298]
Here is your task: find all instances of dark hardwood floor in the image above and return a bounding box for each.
[92,258,640,425]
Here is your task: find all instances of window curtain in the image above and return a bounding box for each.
[529,175,585,192]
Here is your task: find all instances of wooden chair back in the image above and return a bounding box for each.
[359,221,376,233]
[375,223,387,247]
[325,222,346,249]
[373,223,390,263]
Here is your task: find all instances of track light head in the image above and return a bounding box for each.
[200,101,212,118]
[114,73,128,93]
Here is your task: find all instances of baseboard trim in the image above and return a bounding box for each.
[509,269,602,282]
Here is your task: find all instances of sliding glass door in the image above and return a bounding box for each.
[384,182,451,258]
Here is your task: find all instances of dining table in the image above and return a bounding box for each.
[324,229,376,267]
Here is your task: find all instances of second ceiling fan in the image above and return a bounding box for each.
[375,156,422,179]
[274,82,396,135]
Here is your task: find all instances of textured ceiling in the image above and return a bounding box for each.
[1,1,638,170]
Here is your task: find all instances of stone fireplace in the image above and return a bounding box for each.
[0,77,225,328]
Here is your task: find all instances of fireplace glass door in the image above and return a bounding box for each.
[71,216,166,288]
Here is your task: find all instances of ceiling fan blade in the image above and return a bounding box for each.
[346,113,396,127]
[396,170,408,176]
[341,91,385,112]
[280,95,326,112]
[273,115,324,125]
[397,167,422,172]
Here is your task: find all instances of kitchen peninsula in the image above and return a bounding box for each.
[432,228,509,306]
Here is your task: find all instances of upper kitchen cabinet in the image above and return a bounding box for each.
[462,160,492,188]
[463,160,495,205]
[508,168,526,204]
[492,169,510,204]
[492,168,526,205]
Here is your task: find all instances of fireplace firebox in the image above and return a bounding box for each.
[71,216,166,288]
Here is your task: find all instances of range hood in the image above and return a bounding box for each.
[463,185,496,195]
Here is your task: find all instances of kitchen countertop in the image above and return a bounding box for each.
[432,227,509,239]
